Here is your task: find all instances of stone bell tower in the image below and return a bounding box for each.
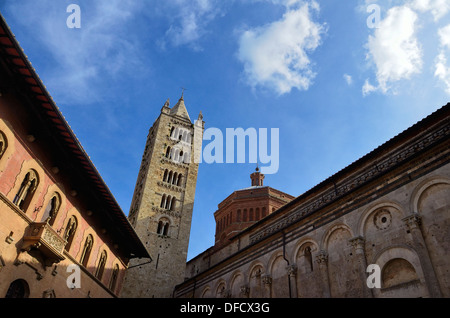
[121,94,204,298]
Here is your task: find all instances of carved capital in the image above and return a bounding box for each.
[240,285,250,296]
[286,264,297,277]
[403,214,422,231]
[262,275,272,285]
[349,236,365,251]
[315,250,328,265]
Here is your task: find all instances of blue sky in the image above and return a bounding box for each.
[1,0,449,260]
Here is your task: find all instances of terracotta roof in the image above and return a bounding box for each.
[0,14,150,260]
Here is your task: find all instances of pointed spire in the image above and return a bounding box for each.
[170,93,191,121]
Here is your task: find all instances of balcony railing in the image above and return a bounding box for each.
[21,222,66,265]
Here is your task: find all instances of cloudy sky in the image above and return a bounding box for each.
[1,0,449,260]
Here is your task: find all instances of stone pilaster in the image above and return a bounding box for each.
[403,214,442,297]
[349,236,373,298]
[316,250,331,297]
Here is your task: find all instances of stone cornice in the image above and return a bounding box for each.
[249,120,449,244]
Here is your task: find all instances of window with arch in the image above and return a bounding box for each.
[63,216,78,251]
[80,234,94,267]
[5,279,30,298]
[160,194,167,208]
[177,173,182,186]
[0,131,7,160]
[13,170,39,212]
[109,264,120,293]
[165,195,172,209]
[41,192,61,226]
[163,169,168,182]
[165,146,172,159]
[170,196,176,211]
[157,218,170,236]
[304,245,314,272]
[95,250,107,280]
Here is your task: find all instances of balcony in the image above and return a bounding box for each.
[21,222,66,265]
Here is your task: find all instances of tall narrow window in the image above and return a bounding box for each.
[170,196,176,211]
[13,170,39,212]
[163,169,168,182]
[41,193,61,226]
[80,235,93,267]
[63,216,78,251]
[109,264,120,293]
[305,246,313,272]
[0,131,7,160]
[160,194,166,208]
[177,174,183,187]
[172,172,178,185]
[165,146,171,158]
[95,250,107,280]
[165,195,172,210]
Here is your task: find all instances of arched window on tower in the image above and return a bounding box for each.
[255,208,260,220]
[163,169,168,182]
[172,172,178,185]
[165,195,172,210]
[160,194,167,208]
[170,196,176,211]
[167,171,173,184]
[41,193,61,226]
[157,218,170,237]
[177,174,183,187]
[95,250,107,280]
[165,146,171,158]
[13,170,39,212]
[80,234,93,267]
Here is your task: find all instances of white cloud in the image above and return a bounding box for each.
[362,79,378,96]
[364,5,422,95]
[409,0,450,21]
[435,24,450,94]
[237,0,325,95]
[159,0,225,50]
[6,0,144,104]
[438,24,450,49]
[343,74,353,85]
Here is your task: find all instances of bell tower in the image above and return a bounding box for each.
[121,94,204,298]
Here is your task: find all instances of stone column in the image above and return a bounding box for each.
[316,250,331,297]
[403,214,442,297]
[349,236,373,298]
[286,264,298,298]
[262,274,272,298]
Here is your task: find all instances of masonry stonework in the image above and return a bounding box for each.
[121,96,204,298]
[174,104,450,298]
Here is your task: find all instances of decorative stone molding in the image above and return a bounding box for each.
[262,275,272,285]
[316,250,328,265]
[151,206,181,219]
[157,181,184,192]
[249,124,449,244]
[403,214,422,231]
[349,236,365,251]
[286,264,297,277]
[240,285,250,296]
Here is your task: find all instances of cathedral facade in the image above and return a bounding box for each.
[174,104,450,298]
